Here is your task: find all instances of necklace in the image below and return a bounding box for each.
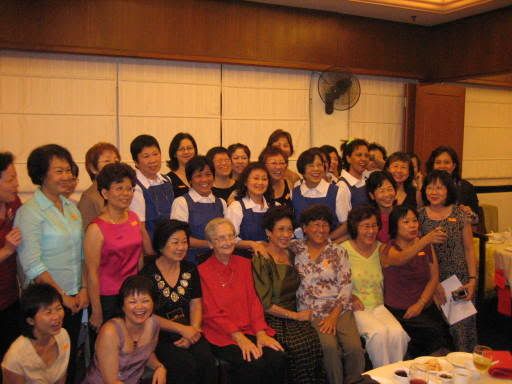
[216,267,234,287]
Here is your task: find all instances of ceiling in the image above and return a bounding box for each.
[250,0,512,25]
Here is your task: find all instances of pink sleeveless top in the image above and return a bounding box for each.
[94,211,142,295]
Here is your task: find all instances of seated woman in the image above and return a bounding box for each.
[83,276,166,384]
[78,143,121,228]
[171,156,226,263]
[166,133,198,198]
[382,205,450,357]
[253,206,325,384]
[226,162,273,257]
[265,129,301,187]
[290,205,365,384]
[366,171,397,243]
[85,163,152,331]
[198,218,285,384]
[206,147,237,202]
[385,152,420,208]
[140,219,217,384]
[292,148,346,239]
[228,143,251,181]
[260,146,293,207]
[2,284,69,384]
[342,205,410,367]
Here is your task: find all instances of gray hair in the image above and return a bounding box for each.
[204,217,235,241]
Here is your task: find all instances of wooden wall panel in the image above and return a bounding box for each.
[0,0,426,79]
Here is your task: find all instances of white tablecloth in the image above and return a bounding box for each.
[494,244,512,288]
[365,359,507,383]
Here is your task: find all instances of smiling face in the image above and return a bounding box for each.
[28,300,65,339]
[346,145,369,177]
[231,148,249,177]
[433,152,456,174]
[266,217,294,250]
[0,163,19,203]
[355,215,379,246]
[264,154,287,182]
[328,151,340,174]
[272,137,292,158]
[209,222,236,259]
[396,210,420,241]
[425,179,448,206]
[161,229,188,263]
[122,292,154,325]
[303,155,324,188]
[303,219,330,247]
[213,153,232,178]
[135,145,162,179]
[369,179,396,211]
[246,168,269,199]
[176,138,196,167]
[190,165,214,197]
[96,150,120,175]
[42,157,73,197]
[102,177,134,211]
[387,160,410,185]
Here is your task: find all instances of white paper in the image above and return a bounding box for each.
[440,275,477,325]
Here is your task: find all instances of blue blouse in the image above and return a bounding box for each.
[15,189,83,295]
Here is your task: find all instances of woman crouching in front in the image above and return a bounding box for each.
[198,218,285,384]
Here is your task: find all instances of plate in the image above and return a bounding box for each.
[445,352,473,368]
[414,356,454,372]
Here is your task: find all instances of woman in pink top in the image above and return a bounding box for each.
[85,163,152,331]
[366,171,397,243]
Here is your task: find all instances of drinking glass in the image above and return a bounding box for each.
[473,344,493,372]
[409,363,429,384]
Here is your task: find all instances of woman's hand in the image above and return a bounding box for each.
[152,365,167,384]
[433,283,446,306]
[62,294,79,314]
[351,295,364,311]
[424,227,448,245]
[3,228,21,254]
[294,309,312,322]
[76,288,89,310]
[318,313,338,335]
[403,301,424,319]
[233,332,262,362]
[89,309,103,331]
[256,332,284,352]
[179,325,201,344]
[252,242,270,259]
[462,280,476,301]
[173,337,191,349]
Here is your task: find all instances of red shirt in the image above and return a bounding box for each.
[198,255,274,347]
[0,197,21,309]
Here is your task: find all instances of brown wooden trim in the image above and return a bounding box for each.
[402,83,416,153]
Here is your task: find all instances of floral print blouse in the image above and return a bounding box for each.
[290,239,352,319]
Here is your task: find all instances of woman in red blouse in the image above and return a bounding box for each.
[198,217,285,384]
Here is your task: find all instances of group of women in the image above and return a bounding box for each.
[0,129,480,384]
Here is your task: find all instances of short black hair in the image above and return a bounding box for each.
[368,142,388,160]
[265,129,294,156]
[296,148,324,175]
[118,275,156,317]
[263,205,295,231]
[384,152,414,189]
[227,143,251,160]
[20,283,63,339]
[167,133,198,171]
[347,204,381,239]
[320,145,341,171]
[27,144,75,186]
[366,171,397,204]
[426,146,461,182]
[96,162,137,193]
[185,155,215,182]
[388,205,418,240]
[340,138,369,170]
[421,170,458,206]
[300,204,334,231]
[0,152,15,175]
[153,219,190,254]
[258,146,288,164]
[205,146,229,166]
[130,135,161,163]
[235,162,273,202]
[70,161,79,179]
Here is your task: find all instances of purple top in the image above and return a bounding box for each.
[83,316,159,384]
[377,212,390,243]
[382,240,432,310]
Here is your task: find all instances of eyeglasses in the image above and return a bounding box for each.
[212,234,236,243]
[265,161,287,167]
[177,146,195,152]
[358,223,379,230]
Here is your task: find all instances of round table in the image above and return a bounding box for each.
[365,358,507,383]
